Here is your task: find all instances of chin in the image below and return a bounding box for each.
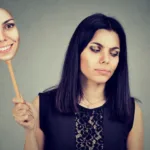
[92,76,110,84]
[95,80,108,84]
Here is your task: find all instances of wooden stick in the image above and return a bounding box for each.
[5,60,23,102]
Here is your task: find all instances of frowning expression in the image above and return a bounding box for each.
[80,29,120,84]
[0,8,20,61]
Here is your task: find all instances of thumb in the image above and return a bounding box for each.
[19,94,25,103]
[25,102,37,114]
[12,94,25,104]
[12,97,23,104]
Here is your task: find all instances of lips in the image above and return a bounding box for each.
[0,44,13,53]
[95,69,111,75]
[95,69,111,72]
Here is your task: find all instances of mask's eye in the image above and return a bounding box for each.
[4,23,15,30]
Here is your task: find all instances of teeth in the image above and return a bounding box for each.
[0,45,11,51]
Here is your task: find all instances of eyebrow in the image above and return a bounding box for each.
[91,42,120,51]
[3,19,14,25]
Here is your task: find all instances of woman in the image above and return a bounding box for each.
[11,12,144,150]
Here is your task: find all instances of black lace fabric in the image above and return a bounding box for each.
[75,106,104,150]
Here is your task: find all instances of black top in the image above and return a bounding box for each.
[39,88,135,150]
[75,105,104,149]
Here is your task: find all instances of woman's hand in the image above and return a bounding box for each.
[12,97,38,132]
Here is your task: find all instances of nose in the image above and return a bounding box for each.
[0,30,7,42]
[99,50,110,64]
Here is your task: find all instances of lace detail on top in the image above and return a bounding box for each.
[75,105,104,150]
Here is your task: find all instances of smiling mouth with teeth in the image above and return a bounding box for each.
[0,44,13,53]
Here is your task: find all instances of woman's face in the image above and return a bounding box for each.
[80,29,120,84]
[0,8,19,61]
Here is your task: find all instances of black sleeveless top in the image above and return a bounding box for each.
[39,89,135,150]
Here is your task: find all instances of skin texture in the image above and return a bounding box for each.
[80,29,120,108]
[127,103,144,150]
[0,8,20,61]
[80,29,120,85]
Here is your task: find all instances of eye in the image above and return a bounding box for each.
[4,23,15,30]
[111,51,119,57]
[90,46,101,53]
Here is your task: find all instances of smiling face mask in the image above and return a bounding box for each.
[0,8,23,100]
[0,8,20,61]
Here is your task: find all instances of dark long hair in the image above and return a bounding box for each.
[45,13,138,123]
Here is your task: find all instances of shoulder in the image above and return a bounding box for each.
[126,97,143,133]
[39,87,58,97]
[135,101,142,115]
[32,96,40,111]
[127,99,144,150]
[134,101,143,128]
[32,87,58,111]
[130,97,142,120]
[132,98,143,121]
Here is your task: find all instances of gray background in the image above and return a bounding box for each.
[0,0,149,149]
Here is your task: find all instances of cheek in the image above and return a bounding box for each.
[111,58,119,71]
[80,56,88,73]
[7,28,20,42]
[80,54,96,75]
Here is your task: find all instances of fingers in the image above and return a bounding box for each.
[19,120,34,129]
[13,108,33,117]
[12,97,25,104]
[12,100,34,124]
[15,103,30,111]
[13,108,34,125]
[12,103,30,117]
[12,97,38,130]
[25,102,35,112]
[14,114,33,123]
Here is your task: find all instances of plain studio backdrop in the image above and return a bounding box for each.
[0,0,149,149]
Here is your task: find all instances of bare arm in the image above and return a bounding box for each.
[24,130,39,150]
[24,96,44,150]
[127,102,144,150]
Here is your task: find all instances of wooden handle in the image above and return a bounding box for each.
[5,60,23,102]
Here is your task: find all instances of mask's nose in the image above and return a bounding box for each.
[0,30,7,43]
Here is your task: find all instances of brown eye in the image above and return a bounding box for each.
[4,23,15,30]
[90,46,101,53]
[111,51,119,57]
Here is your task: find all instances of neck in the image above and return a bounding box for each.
[80,74,106,104]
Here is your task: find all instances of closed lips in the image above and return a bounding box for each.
[95,69,110,72]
